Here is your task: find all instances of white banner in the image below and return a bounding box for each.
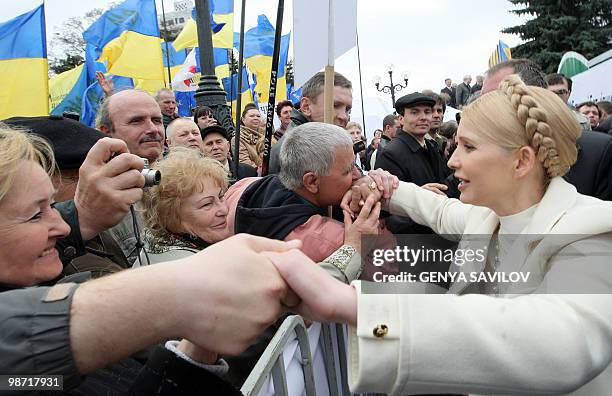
[569,57,612,105]
[293,0,358,87]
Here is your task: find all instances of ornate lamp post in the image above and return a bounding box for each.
[373,64,410,108]
[193,0,234,135]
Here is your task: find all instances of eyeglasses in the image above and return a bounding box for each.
[552,89,570,96]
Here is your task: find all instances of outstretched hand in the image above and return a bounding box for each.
[264,248,358,327]
[95,71,114,97]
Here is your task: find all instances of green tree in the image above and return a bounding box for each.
[503,0,612,73]
[48,8,104,76]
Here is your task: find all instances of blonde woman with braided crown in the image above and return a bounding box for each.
[267,75,612,395]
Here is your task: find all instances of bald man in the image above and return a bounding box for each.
[166,118,203,151]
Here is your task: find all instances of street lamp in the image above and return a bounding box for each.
[193,0,234,135]
[373,64,410,108]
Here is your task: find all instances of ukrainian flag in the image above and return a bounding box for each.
[488,40,512,69]
[49,64,88,116]
[134,40,188,94]
[0,4,48,118]
[173,0,234,51]
[83,0,163,81]
[240,15,290,103]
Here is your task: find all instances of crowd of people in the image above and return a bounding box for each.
[1,57,611,395]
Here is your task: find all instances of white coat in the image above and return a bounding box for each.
[348,177,612,395]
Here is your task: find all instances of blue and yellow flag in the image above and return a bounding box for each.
[173,0,234,51]
[49,64,88,116]
[488,40,512,69]
[237,15,290,103]
[83,0,163,81]
[134,40,189,94]
[0,4,49,118]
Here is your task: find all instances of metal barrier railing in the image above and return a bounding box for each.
[241,316,353,396]
[241,315,316,396]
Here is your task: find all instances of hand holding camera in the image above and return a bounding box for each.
[74,138,147,240]
[141,159,161,187]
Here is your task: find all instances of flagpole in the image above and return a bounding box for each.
[160,0,173,87]
[234,0,247,180]
[323,0,335,125]
[356,29,366,139]
[324,0,335,217]
[229,48,235,119]
[42,0,50,114]
[261,0,285,176]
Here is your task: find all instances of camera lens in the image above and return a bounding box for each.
[142,168,161,187]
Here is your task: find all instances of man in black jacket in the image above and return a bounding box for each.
[455,75,472,109]
[374,93,452,233]
[441,78,456,108]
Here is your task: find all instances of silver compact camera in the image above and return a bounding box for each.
[141,159,161,187]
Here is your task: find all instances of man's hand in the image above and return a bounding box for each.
[70,234,304,373]
[95,71,114,97]
[421,182,448,196]
[171,235,303,355]
[343,192,381,254]
[74,138,145,240]
[265,248,358,326]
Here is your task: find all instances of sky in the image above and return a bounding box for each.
[1,0,529,131]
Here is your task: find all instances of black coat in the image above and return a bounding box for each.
[455,83,471,107]
[374,131,451,186]
[564,130,612,201]
[374,132,451,234]
[594,116,612,134]
[228,159,257,183]
[441,86,456,108]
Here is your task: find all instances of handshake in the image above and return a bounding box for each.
[136,234,361,358]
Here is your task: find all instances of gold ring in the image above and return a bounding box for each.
[368,181,377,191]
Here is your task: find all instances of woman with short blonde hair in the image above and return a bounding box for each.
[142,147,231,263]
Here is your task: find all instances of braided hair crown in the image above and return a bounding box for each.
[498,75,567,178]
